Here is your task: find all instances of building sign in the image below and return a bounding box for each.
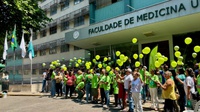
[88,0,199,35]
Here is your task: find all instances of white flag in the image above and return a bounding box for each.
[20,31,26,58]
[3,31,8,60]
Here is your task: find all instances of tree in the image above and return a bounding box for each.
[0,0,51,57]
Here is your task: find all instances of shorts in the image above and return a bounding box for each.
[91,88,98,96]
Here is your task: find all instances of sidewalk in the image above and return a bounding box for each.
[8,92,50,96]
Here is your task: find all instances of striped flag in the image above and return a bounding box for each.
[28,28,34,60]
[11,24,18,51]
[3,31,8,60]
[20,31,26,58]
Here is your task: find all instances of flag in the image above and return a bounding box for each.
[28,28,34,60]
[3,31,8,60]
[149,45,158,71]
[20,31,26,58]
[11,24,18,51]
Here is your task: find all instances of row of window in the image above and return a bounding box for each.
[32,16,84,40]
[49,0,84,15]
[39,44,82,56]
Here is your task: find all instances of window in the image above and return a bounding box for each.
[61,20,69,31]
[60,0,69,11]
[50,25,57,35]
[32,69,36,75]
[74,16,84,27]
[50,5,57,16]
[40,30,46,38]
[74,46,82,50]
[40,49,46,56]
[33,32,37,40]
[60,44,69,52]
[49,42,57,54]
[74,0,83,5]
[34,51,37,57]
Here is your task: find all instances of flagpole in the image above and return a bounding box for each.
[22,59,24,85]
[30,59,32,92]
[13,51,16,84]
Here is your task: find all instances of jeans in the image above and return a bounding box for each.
[76,89,84,100]
[85,83,92,102]
[66,85,74,97]
[42,80,46,92]
[125,89,134,112]
[104,90,110,106]
[51,79,56,97]
[141,85,146,101]
[100,88,107,104]
[56,82,62,96]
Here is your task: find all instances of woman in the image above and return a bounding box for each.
[113,69,119,107]
[65,71,76,99]
[55,71,63,97]
[131,71,143,112]
[157,71,176,112]
[148,69,159,111]
[184,68,196,109]
[175,67,186,112]
[116,69,126,110]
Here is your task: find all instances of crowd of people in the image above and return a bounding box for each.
[40,63,200,112]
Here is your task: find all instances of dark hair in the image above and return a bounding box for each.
[178,67,185,74]
[186,68,194,77]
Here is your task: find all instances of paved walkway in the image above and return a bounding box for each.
[2,92,165,112]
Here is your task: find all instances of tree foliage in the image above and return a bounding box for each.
[0,0,51,57]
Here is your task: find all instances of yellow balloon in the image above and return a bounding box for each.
[133,54,138,59]
[194,45,200,53]
[158,57,164,64]
[75,63,79,67]
[98,64,102,68]
[199,63,200,69]
[184,37,192,45]
[132,38,137,43]
[104,57,108,62]
[155,61,161,68]
[178,56,183,61]
[78,59,82,64]
[42,63,46,67]
[135,61,140,67]
[175,51,181,58]
[174,46,179,51]
[142,47,151,54]
[116,51,121,56]
[164,57,168,62]
[117,59,121,64]
[95,55,100,60]
[192,53,197,58]
[106,66,111,71]
[177,60,183,65]
[120,54,125,60]
[171,61,177,68]
[115,67,120,71]
[139,54,144,58]
[156,52,162,59]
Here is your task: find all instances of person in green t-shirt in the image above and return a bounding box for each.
[147,69,159,110]
[99,69,107,105]
[75,70,84,85]
[100,71,111,108]
[75,81,85,102]
[91,70,99,103]
[139,65,148,104]
[84,70,93,103]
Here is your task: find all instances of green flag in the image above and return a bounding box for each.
[149,46,158,71]
[11,25,18,51]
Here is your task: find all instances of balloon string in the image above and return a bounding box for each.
[183,45,188,64]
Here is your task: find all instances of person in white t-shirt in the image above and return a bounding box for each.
[41,69,48,92]
[184,68,196,109]
[131,71,143,112]
[123,68,134,112]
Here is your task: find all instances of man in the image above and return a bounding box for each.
[41,69,48,93]
[123,68,134,112]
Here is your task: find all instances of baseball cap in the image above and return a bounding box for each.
[126,68,132,72]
